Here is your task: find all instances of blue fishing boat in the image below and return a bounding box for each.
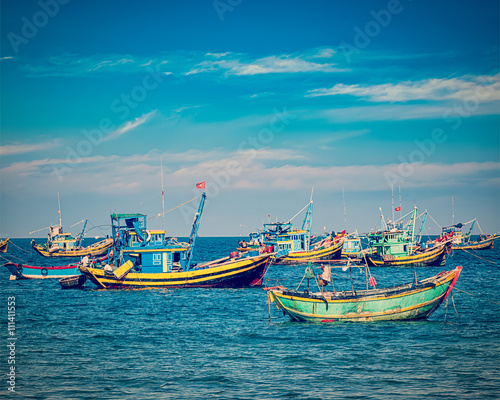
[4,254,110,280]
[239,196,345,264]
[80,193,274,289]
[442,219,496,250]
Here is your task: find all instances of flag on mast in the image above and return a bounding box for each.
[196,181,205,189]
[395,206,401,211]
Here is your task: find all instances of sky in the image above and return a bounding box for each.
[0,0,499,239]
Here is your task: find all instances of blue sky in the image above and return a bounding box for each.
[1,0,499,238]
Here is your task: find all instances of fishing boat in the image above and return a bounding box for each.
[239,194,345,264]
[341,232,374,259]
[0,238,9,253]
[442,219,496,250]
[266,265,462,322]
[59,274,87,289]
[30,223,113,258]
[365,207,449,267]
[3,254,110,280]
[80,193,274,289]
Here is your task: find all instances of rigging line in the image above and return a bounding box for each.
[287,200,311,224]
[426,212,442,230]
[452,287,500,306]
[451,294,460,317]
[147,195,201,222]
[475,219,485,235]
[9,241,31,253]
[0,253,27,264]
[461,248,499,264]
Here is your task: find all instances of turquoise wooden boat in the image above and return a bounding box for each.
[267,266,462,322]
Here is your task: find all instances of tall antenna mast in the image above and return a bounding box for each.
[391,186,395,224]
[57,192,62,228]
[342,187,347,231]
[452,195,454,225]
[161,157,165,232]
[398,184,402,216]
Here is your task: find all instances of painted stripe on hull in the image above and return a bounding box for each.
[452,239,494,250]
[367,245,445,267]
[278,241,343,263]
[32,239,113,258]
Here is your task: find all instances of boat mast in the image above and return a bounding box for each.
[398,185,402,219]
[452,195,454,225]
[186,192,207,269]
[417,210,427,243]
[342,187,347,232]
[57,192,62,228]
[160,157,165,232]
[301,188,314,250]
[391,186,395,226]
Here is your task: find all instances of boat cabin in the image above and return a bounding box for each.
[111,213,191,273]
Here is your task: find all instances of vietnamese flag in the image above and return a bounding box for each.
[196,181,205,189]
[395,206,401,211]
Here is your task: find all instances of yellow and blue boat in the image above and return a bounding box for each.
[239,196,344,264]
[80,193,273,289]
[30,221,112,258]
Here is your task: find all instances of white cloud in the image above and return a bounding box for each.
[0,140,59,156]
[307,74,500,103]
[186,53,345,76]
[103,110,157,142]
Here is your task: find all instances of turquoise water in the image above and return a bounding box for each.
[1,238,499,399]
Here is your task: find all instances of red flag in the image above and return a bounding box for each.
[395,206,401,211]
[195,181,205,189]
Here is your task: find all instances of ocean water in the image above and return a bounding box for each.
[1,238,499,399]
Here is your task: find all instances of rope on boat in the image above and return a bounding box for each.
[9,241,31,253]
[147,195,201,222]
[0,253,28,264]
[461,248,498,265]
[452,287,500,305]
[452,294,460,317]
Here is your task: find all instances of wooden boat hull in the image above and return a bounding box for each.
[269,267,462,322]
[31,238,113,258]
[80,253,272,289]
[59,274,87,289]
[4,262,81,280]
[276,240,343,264]
[0,238,9,253]
[366,244,446,267]
[452,238,494,250]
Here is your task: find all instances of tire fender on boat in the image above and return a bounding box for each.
[41,268,48,276]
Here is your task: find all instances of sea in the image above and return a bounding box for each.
[1,237,499,399]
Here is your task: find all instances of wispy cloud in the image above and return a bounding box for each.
[186,53,345,76]
[103,110,157,142]
[0,140,59,156]
[307,74,500,103]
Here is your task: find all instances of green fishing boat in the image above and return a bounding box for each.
[366,207,448,267]
[266,266,462,322]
